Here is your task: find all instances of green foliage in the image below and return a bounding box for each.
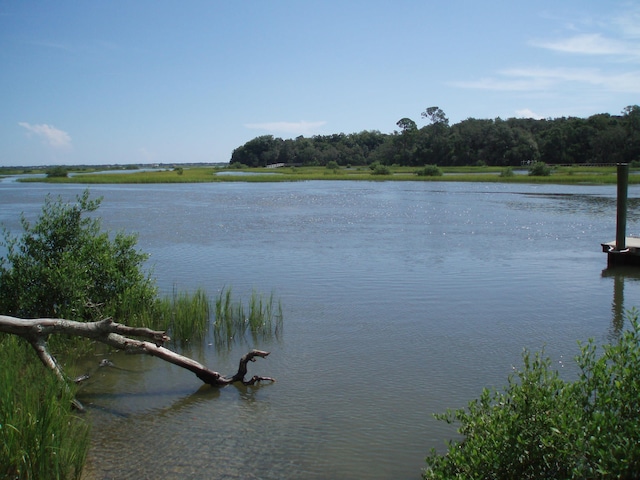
[326,160,340,172]
[424,310,640,479]
[174,167,184,175]
[500,166,515,177]
[0,189,157,322]
[0,335,89,479]
[46,166,69,178]
[369,162,391,175]
[229,104,640,168]
[229,162,248,169]
[415,164,443,177]
[529,161,552,176]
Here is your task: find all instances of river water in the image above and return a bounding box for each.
[1,179,640,479]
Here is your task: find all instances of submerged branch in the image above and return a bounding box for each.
[0,315,274,391]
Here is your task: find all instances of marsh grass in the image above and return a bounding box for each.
[0,285,281,476]
[214,287,283,348]
[20,165,638,185]
[156,287,211,344]
[0,336,89,480]
[116,285,282,348]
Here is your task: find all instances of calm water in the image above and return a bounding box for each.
[1,180,640,480]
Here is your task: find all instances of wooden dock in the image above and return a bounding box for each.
[602,164,640,267]
[602,237,640,266]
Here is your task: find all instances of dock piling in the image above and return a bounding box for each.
[602,163,640,266]
[615,163,629,251]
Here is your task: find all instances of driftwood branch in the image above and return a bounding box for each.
[0,315,274,393]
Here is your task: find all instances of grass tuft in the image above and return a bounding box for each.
[0,336,89,479]
[214,287,283,348]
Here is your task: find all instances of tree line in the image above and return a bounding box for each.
[230,105,640,168]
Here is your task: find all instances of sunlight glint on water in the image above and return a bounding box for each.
[1,180,639,479]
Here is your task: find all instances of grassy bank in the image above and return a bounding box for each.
[0,336,89,480]
[18,164,640,185]
[0,286,281,478]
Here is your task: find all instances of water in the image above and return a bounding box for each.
[1,180,640,479]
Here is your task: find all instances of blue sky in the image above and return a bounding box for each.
[1,1,639,167]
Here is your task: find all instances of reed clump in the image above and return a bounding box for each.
[0,336,89,480]
[156,287,211,344]
[214,287,283,347]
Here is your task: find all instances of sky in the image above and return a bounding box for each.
[1,1,639,167]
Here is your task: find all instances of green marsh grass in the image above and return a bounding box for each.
[20,164,639,185]
[214,287,283,348]
[117,286,282,348]
[156,287,211,344]
[0,335,89,479]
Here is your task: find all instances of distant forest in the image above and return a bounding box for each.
[230,105,640,168]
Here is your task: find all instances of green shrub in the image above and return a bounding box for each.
[415,164,443,177]
[229,162,247,169]
[500,166,514,177]
[46,166,69,178]
[0,189,157,322]
[529,161,551,176]
[424,310,640,479]
[369,162,391,175]
[326,160,339,171]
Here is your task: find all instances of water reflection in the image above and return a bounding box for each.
[520,193,640,226]
[602,266,640,338]
[4,180,640,479]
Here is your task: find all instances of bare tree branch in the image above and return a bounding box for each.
[0,315,274,395]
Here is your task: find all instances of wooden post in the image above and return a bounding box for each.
[615,163,629,251]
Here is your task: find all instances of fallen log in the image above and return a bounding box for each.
[0,315,274,394]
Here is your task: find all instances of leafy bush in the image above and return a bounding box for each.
[529,161,551,176]
[46,166,69,178]
[369,162,391,175]
[229,162,247,169]
[415,164,443,177]
[326,160,339,171]
[424,310,640,479]
[500,166,514,177]
[0,189,157,322]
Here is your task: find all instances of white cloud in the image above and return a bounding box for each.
[244,120,327,136]
[531,33,640,59]
[452,5,640,98]
[515,109,544,120]
[18,122,72,148]
[450,76,552,91]
[452,67,640,94]
[614,7,640,38]
[505,67,640,93]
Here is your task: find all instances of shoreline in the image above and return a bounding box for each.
[8,165,639,186]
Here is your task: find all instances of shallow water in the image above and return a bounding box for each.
[1,180,639,479]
